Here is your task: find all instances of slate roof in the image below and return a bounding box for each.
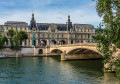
[5,21,28,26]
[36,23,67,31]
[74,24,94,28]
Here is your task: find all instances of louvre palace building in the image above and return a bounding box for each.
[1,13,96,47]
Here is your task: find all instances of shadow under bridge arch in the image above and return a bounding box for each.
[51,49,63,54]
[66,48,102,59]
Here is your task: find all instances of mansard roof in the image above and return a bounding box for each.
[5,21,28,26]
[37,23,67,31]
[0,25,3,27]
[74,24,94,28]
[0,25,3,31]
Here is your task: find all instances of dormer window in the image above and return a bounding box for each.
[51,29,55,32]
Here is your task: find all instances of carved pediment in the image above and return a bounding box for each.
[48,24,58,32]
[49,24,57,29]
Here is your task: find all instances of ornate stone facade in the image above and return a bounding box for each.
[1,13,96,47]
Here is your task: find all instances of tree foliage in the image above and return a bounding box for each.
[18,31,28,48]
[93,0,120,66]
[7,29,15,49]
[0,31,8,50]
[7,29,28,50]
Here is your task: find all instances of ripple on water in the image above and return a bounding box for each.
[0,57,119,84]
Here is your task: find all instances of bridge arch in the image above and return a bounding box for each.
[64,48,102,59]
[67,48,101,55]
[51,49,63,54]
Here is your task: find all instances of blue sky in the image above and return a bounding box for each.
[0,0,102,27]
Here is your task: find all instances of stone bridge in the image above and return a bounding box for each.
[46,43,120,72]
[48,43,102,60]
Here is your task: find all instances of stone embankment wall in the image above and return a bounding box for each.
[0,48,49,57]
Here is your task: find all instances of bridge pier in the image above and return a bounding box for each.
[104,63,115,73]
[61,51,67,61]
[61,53,66,60]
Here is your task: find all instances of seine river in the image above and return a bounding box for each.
[0,57,119,84]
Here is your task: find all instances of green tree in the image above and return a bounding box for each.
[7,29,15,49]
[7,30,28,51]
[13,30,20,50]
[0,31,8,50]
[18,31,28,48]
[93,0,120,69]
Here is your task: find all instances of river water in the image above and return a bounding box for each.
[0,57,119,84]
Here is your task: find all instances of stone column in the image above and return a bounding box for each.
[57,41,59,45]
[36,39,38,46]
[22,42,24,46]
[47,40,50,46]
[30,39,32,46]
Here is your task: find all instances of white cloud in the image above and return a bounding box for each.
[0,8,102,28]
[0,0,15,6]
[87,3,96,8]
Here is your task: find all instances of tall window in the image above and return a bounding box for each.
[88,29,89,32]
[20,27,22,30]
[81,35,82,38]
[25,28,26,30]
[71,34,73,38]
[62,33,63,38]
[52,34,54,38]
[88,34,90,38]
[6,27,8,30]
[81,29,82,32]
[57,34,59,38]
[6,41,8,45]
[91,29,93,32]
[16,27,17,30]
[84,29,86,32]
[24,40,27,45]
[42,33,44,38]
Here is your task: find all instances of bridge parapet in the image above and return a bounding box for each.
[50,43,97,48]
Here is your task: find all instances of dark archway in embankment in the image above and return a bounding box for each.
[39,49,43,54]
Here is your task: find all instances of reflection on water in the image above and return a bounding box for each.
[0,57,119,84]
